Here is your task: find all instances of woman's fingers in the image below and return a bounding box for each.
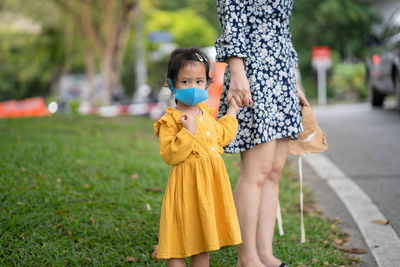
[228,91,242,107]
[297,85,310,107]
[228,90,253,107]
[300,96,310,106]
[242,91,253,107]
[298,91,310,106]
[234,94,243,107]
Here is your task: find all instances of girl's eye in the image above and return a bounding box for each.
[197,80,204,84]
[182,81,189,84]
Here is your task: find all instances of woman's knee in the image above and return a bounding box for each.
[238,169,278,189]
[239,166,272,188]
[264,167,283,183]
[239,142,285,187]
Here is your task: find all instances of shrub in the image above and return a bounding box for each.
[329,62,367,99]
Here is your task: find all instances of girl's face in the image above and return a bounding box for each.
[174,62,207,90]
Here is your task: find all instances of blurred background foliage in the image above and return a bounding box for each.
[145,8,217,48]
[0,0,381,102]
[291,0,380,100]
[330,62,368,99]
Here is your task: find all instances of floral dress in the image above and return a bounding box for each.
[215,0,303,153]
[153,103,242,259]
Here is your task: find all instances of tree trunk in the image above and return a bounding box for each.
[60,0,138,106]
[101,54,113,105]
[99,0,137,105]
[83,42,96,105]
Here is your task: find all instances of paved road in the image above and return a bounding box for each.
[295,101,400,266]
[313,102,400,235]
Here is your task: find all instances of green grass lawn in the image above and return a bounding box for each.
[0,114,358,266]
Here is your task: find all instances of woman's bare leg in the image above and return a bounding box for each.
[167,258,186,267]
[190,252,209,267]
[256,139,289,267]
[235,140,277,267]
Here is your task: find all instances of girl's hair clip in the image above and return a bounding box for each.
[195,52,207,62]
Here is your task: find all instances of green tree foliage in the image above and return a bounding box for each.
[151,0,220,30]
[290,0,380,98]
[0,1,67,101]
[291,0,381,67]
[0,0,382,102]
[0,29,65,100]
[145,8,218,48]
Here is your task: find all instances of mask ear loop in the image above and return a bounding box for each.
[168,78,176,94]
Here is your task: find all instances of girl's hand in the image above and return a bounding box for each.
[227,57,253,107]
[227,96,239,117]
[180,114,197,135]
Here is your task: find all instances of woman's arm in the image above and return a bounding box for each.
[215,0,252,107]
[215,0,248,62]
[227,57,252,107]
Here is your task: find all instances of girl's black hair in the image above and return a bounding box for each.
[167,47,211,87]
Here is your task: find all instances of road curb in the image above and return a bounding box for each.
[287,155,378,267]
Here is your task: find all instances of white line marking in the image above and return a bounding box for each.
[304,153,400,267]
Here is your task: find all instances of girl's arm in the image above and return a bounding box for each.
[213,98,239,147]
[156,120,196,166]
[214,115,238,147]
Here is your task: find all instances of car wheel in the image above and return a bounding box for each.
[368,75,384,107]
[396,70,400,112]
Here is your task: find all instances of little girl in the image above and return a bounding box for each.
[154,47,242,266]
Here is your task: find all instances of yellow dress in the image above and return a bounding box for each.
[153,103,242,259]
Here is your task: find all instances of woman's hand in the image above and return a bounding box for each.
[295,68,310,107]
[180,114,197,135]
[297,85,310,106]
[227,57,253,107]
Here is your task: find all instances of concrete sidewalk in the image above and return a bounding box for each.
[287,155,378,267]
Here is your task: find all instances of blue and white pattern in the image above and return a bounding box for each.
[215,0,303,153]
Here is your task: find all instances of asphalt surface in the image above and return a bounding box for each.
[288,101,400,266]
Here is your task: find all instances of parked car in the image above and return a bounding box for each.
[365,8,400,110]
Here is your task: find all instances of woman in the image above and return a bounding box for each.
[215,1,309,266]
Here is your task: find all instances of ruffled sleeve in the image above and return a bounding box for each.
[153,113,196,166]
[214,0,248,62]
[199,103,238,147]
[214,114,238,147]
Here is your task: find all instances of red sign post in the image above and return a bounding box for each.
[312,46,332,105]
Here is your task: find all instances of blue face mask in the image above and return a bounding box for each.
[168,78,209,106]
